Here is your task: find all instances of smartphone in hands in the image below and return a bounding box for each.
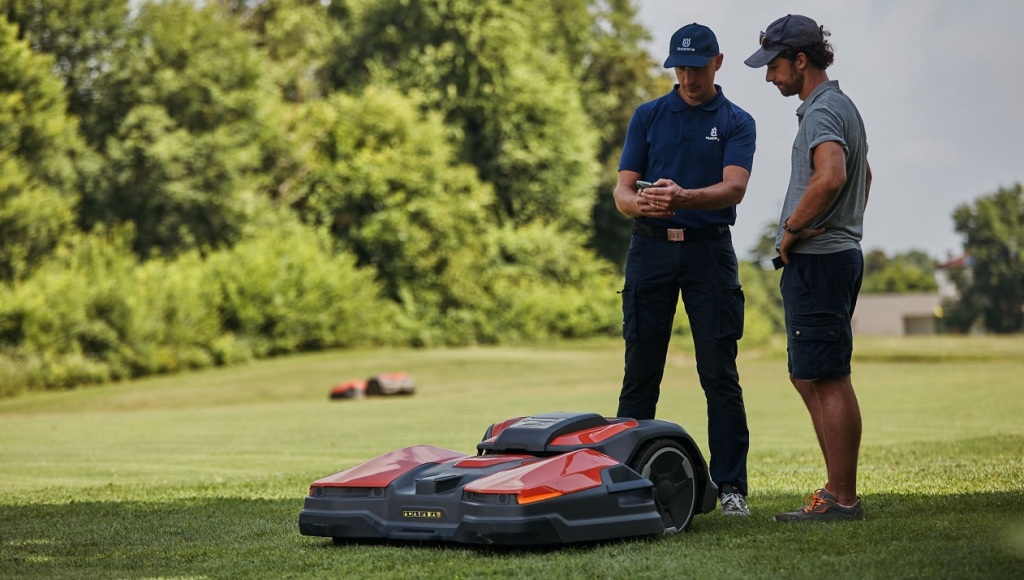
[635,180,653,190]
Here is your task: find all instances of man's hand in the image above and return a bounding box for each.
[779,226,828,265]
[636,179,685,218]
[779,142,847,264]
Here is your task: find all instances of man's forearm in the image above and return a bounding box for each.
[786,143,846,230]
[677,180,746,210]
[674,165,751,210]
[786,180,841,230]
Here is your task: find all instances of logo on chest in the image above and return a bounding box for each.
[706,127,720,141]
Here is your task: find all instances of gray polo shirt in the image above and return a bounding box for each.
[776,80,869,254]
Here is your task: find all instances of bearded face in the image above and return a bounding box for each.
[766,57,804,97]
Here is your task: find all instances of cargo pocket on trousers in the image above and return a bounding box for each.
[715,286,745,341]
[789,316,841,369]
[619,286,637,341]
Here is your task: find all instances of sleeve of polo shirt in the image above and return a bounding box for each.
[804,107,848,165]
[618,108,648,173]
[723,110,756,173]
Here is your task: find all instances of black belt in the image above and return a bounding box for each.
[633,221,730,242]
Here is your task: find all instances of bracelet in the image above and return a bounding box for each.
[782,218,803,234]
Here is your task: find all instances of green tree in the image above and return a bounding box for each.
[861,249,938,293]
[283,86,620,346]
[0,17,85,280]
[946,183,1024,333]
[79,0,284,258]
[562,0,666,267]
[280,87,496,333]
[1,0,129,126]
[227,0,339,103]
[748,220,781,264]
[327,0,601,231]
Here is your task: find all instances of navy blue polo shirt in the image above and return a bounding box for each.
[619,85,756,229]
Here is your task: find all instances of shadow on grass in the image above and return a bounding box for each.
[2,490,1022,579]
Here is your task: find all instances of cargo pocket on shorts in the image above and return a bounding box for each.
[789,316,842,372]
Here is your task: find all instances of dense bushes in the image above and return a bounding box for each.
[0,213,784,397]
[0,225,395,397]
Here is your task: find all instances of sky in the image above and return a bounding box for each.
[634,0,1023,261]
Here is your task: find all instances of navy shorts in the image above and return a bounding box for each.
[780,249,863,380]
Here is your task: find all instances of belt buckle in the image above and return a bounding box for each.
[667,228,686,242]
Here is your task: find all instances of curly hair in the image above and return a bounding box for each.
[778,39,834,70]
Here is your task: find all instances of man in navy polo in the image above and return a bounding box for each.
[613,22,756,518]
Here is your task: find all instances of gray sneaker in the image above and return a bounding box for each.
[774,488,864,522]
[720,491,750,516]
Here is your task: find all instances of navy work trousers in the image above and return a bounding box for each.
[616,225,750,495]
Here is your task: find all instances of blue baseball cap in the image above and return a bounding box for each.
[744,14,825,68]
[664,23,720,68]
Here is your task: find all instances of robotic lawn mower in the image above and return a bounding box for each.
[299,411,717,546]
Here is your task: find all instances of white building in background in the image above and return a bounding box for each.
[851,254,970,336]
[852,293,943,336]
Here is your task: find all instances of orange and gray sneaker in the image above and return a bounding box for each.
[774,488,864,522]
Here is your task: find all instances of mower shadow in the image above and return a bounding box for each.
[320,532,665,555]
[2,491,1022,577]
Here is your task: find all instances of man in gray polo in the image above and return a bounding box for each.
[744,14,872,522]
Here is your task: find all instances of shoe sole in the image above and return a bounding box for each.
[773,512,863,522]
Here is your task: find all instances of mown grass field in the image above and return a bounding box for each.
[1,336,1022,579]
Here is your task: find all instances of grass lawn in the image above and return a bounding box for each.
[1,336,1022,579]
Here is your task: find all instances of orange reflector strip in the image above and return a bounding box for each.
[516,490,564,504]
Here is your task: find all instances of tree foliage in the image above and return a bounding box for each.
[77,0,283,258]
[0,17,85,280]
[945,183,1024,333]
[327,0,602,230]
[1,0,129,124]
[228,0,340,103]
[861,249,938,293]
[281,86,621,346]
[281,87,495,319]
[570,0,666,267]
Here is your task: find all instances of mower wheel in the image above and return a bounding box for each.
[629,438,698,533]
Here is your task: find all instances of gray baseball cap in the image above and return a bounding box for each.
[744,14,824,68]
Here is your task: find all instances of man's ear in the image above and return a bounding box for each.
[794,52,808,71]
[714,53,724,71]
